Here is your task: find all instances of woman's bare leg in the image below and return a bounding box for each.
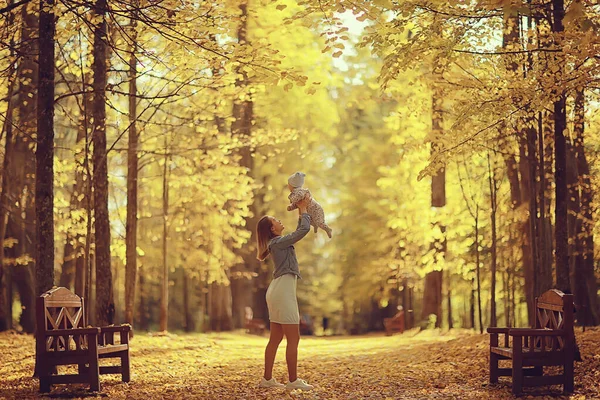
[264,322,284,380]
[282,324,300,382]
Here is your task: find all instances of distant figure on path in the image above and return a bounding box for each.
[255,193,315,391]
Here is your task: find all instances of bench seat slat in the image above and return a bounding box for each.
[491,346,565,359]
[98,344,129,355]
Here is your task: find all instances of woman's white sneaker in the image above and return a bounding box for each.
[259,377,285,388]
[286,378,314,391]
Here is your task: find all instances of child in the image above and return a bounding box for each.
[287,172,332,238]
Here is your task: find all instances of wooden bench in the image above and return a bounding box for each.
[35,287,131,393]
[244,306,266,335]
[487,289,575,395]
[384,309,405,336]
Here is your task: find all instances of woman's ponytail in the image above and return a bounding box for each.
[256,216,275,261]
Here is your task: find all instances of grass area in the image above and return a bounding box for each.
[1,328,599,399]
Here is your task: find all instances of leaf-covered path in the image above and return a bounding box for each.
[1,328,599,399]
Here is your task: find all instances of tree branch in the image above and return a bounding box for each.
[0,0,32,15]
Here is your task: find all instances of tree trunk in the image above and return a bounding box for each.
[63,97,90,294]
[183,268,193,332]
[552,0,569,292]
[422,82,444,328]
[92,0,114,327]
[0,52,17,331]
[470,277,476,329]
[488,153,498,327]
[33,0,56,376]
[74,90,90,298]
[125,19,139,330]
[160,142,169,332]
[518,134,535,326]
[137,263,148,330]
[502,2,536,326]
[537,112,553,296]
[230,0,261,330]
[446,270,453,329]
[572,89,599,326]
[209,281,233,332]
[475,213,483,333]
[401,278,411,329]
[9,0,39,334]
[59,239,75,290]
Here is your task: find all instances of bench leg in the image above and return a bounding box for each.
[88,339,100,392]
[564,359,574,393]
[38,359,51,393]
[512,350,523,393]
[39,366,51,394]
[122,351,131,382]
[512,336,523,395]
[39,377,51,393]
[89,358,100,391]
[489,353,499,383]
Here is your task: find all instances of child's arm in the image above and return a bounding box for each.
[287,189,307,211]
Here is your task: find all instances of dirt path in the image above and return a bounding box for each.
[1,328,598,399]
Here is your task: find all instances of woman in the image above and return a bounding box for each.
[255,194,314,391]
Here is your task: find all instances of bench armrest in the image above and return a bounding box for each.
[509,328,565,336]
[99,324,131,333]
[487,327,510,334]
[46,327,100,336]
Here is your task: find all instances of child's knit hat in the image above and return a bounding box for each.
[288,172,306,188]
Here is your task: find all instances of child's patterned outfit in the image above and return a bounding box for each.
[287,172,332,238]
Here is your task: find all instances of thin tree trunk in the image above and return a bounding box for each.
[183,268,192,332]
[160,141,169,332]
[125,16,139,330]
[138,264,147,330]
[446,269,452,329]
[475,211,483,334]
[470,277,476,330]
[92,0,114,327]
[537,112,552,294]
[488,153,498,327]
[63,98,89,294]
[0,57,17,331]
[73,90,90,298]
[401,278,410,329]
[503,266,509,326]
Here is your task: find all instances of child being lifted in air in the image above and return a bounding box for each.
[287,172,333,239]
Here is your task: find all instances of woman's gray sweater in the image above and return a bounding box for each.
[268,213,311,279]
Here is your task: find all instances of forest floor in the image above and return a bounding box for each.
[1,327,599,400]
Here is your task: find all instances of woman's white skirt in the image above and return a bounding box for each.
[266,274,299,324]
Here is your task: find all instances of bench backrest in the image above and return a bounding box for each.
[36,287,87,352]
[534,289,574,350]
